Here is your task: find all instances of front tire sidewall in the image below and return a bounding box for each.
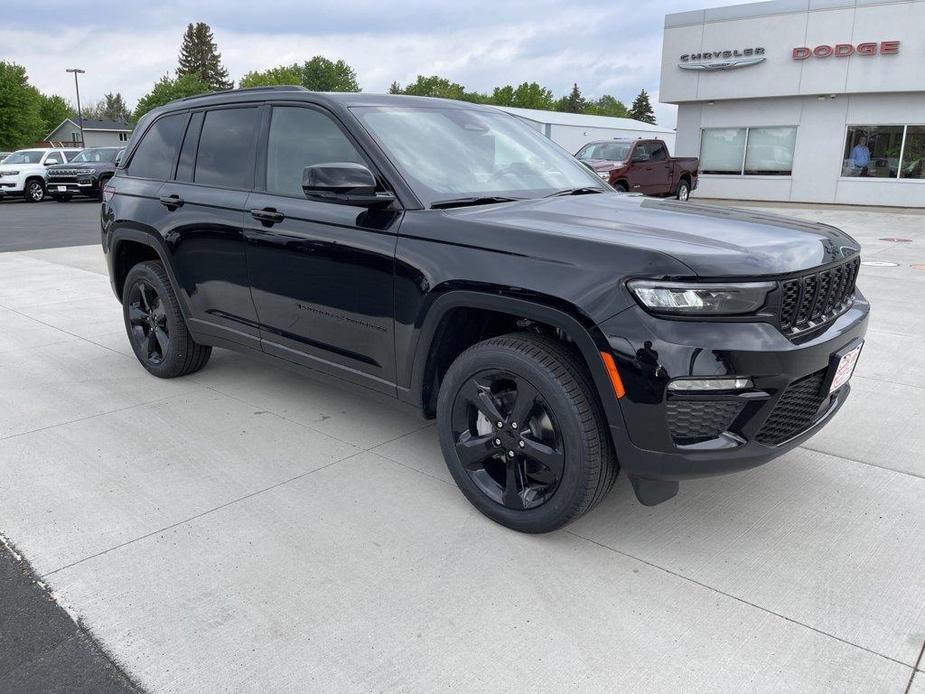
[677,181,690,201]
[437,346,590,533]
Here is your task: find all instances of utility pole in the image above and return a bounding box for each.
[65,68,86,147]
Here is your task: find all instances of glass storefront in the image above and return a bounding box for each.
[842,125,925,179]
[700,126,796,175]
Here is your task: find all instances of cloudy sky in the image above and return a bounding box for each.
[2,0,748,128]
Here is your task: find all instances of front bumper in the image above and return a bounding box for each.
[45,177,99,196]
[0,175,26,194]
[598,291,869,497]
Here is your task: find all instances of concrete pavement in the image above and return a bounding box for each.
[0,203,923,692]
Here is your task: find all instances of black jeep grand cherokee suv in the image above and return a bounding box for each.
[102,87,868,533]
[47,146,124,201]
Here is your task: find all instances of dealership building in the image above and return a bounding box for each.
[661,0,925,207]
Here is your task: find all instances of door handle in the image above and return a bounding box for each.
[159,194,184,209]
[249,208,285,226]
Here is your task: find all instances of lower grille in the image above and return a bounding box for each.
[755,369,827,446]
[667,400,743,445]
[779,256,860,334]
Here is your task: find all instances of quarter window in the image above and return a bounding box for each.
[194,108,259,189]
[126,113,186,180]
[265,106,364,197]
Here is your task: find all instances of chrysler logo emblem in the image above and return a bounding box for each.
[679,48,766,71]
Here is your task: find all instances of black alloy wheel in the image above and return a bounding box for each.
[127,280,170,366]
[437,333,618,533]
[451,369,564,511]
[121,260,212,378]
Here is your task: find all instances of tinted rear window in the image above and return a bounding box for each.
[194,108,258,189]
[127,113,186,180]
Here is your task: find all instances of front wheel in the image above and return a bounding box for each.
[122,261,212,378]
[613,181,629,193]
[676,179,691,201]
[24,180,45,202]
[437,333,618,533]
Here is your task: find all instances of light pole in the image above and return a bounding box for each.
[65,68,85,147]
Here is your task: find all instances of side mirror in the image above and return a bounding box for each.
[45,159,59,165]
[302,162,395,207]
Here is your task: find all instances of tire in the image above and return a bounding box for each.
[122,261,212,378]
[24,179,45,202]
[51,194,72,202]
[613,181,629,193]
[437,333,618,533]
[676,179,691,201]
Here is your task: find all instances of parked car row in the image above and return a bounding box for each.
[0,146,124,202]
[575,138,699,201]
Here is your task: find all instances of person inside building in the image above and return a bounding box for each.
[848,135,871,176]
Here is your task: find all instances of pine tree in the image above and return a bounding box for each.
[628,89,656,124]
[101,92,130,122]
[556,83,586,113]
[387,81,402,94]
[176,22,233,91]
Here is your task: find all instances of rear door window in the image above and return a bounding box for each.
[194,108,259,189]
[126,113,186,180]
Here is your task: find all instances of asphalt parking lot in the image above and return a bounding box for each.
[1,199,924,693]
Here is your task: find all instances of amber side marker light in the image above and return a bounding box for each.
[600,352,626,399]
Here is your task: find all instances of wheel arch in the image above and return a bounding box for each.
[402,289,626,431]
[108,229,189,318]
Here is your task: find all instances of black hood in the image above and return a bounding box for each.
[449,193,860,277]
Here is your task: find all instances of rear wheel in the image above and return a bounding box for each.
[676,179,691,201]
[122,261,212,378]
[437,333,618,533]
[24,179,45,202]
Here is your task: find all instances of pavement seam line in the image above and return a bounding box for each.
[797,444,925,482]
[904,639,925,694]
[40,449,367,579]
[0,300,131,360]
[567,529,916,672]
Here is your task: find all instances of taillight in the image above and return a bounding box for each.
[102,182,115,202]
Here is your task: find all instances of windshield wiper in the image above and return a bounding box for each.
[544,187,606,198]
[430,196,523,209]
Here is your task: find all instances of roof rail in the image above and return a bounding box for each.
[170,85,308,104]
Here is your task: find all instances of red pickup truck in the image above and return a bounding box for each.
[576,139,699,201]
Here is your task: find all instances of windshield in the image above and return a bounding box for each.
[352,106,607,206]
[72,148,119,163]
[577,142,632,162]
[3,150,45,165]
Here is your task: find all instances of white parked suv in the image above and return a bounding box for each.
[0,148,76,202]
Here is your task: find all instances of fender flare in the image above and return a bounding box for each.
[107,228,191,319]
[401,289,626,431]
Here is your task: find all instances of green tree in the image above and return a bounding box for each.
[628,89,656,124]
[177,22,233,91]
[239,58,360,92]
[510,82,555,110]
[586,94,629,118]
[38,94,72,136]
[239,64,303,88]
[0,62,43,149]
[101,92,131,121]
[387,81,402,94]
[134,73,209,120]
[490,85,515,106]
[400,75,467,100]
[301,56,360,92]
[555,83,586,113]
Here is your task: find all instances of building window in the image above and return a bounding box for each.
[700,128,746,174]
[119,132,129,142]
[901,126,925,180]
[842,126,904,178]
[71,131,80,142]
[700,127,796,175]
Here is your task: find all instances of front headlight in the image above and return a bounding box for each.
[0,170,20,176]
[597,171,610,180]
[628,280,774,315]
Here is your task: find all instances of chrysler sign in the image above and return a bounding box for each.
[679,48,766,71]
